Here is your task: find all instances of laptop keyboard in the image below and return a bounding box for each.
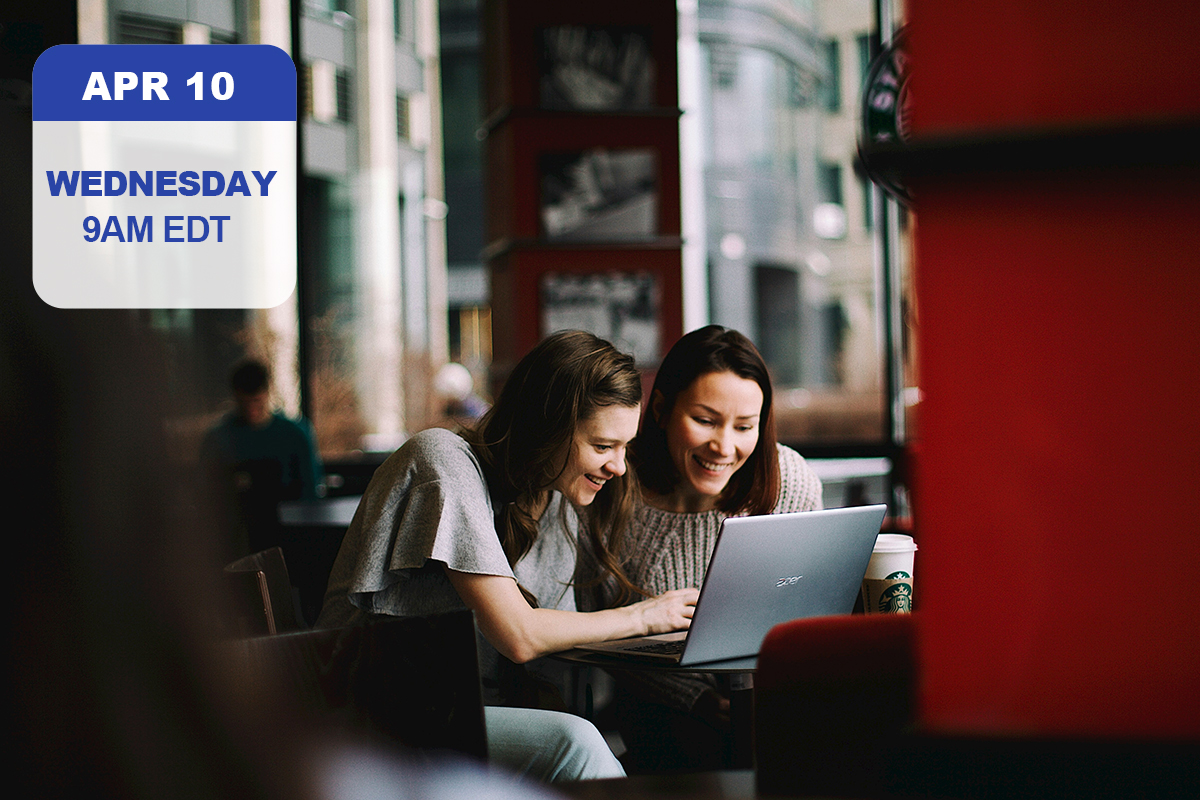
[625,638,686,656]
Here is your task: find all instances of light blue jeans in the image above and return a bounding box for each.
[484,707,625,783]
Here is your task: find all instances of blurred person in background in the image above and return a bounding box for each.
[200,357,323,560]
[433,361,490,430]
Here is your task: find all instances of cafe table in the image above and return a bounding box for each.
[552,648,758,769]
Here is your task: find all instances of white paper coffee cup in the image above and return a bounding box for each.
[861,533,917,614]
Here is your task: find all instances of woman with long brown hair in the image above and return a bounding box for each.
[318,330,697,781]
[594,325,823,773]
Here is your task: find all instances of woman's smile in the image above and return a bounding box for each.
[659,370,763,512]
[554,404,641,506]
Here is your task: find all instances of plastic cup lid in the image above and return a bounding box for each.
[873,533,917,552]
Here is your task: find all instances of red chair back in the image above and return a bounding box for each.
[755,614,915,797]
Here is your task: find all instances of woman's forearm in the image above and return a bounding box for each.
[445,568,697,663]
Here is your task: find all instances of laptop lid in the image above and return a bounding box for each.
[677,504,887,665]
[574,504,887,666]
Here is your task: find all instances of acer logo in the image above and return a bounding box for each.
[775,575,803,587]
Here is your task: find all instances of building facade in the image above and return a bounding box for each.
[79,0,447,456]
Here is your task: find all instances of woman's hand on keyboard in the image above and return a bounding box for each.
[630,587,700,635]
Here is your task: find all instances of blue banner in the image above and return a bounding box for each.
[33,44,296,122]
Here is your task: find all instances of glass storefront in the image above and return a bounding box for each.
[88,0,914,493]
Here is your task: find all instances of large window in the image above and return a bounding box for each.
[684,0,911,449]
[102,0,913,502]
[678,0,914,515]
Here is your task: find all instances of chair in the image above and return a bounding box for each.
[754,615,1200,800]
[754,613,915,798]
[224,546,305,635]
[233,611,488,762]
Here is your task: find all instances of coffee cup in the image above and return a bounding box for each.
[860,533,916,614]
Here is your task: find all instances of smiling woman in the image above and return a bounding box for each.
[655,370,765,512]
[552,404,642,508]
[316,330,698,783]
[585,325,823,773]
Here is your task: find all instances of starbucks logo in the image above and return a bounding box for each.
[885,571,910,580]
[858,26,912,206]
[879,582,912,613]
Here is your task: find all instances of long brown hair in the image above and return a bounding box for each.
[464,330,644,603]
[634,325,781,515]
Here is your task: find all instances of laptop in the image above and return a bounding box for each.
[574,504,888,666]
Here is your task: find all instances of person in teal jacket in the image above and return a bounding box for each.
[201,358,323,558]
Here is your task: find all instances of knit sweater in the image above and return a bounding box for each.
[597,444,823,712]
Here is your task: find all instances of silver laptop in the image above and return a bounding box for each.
[574,504,888,666]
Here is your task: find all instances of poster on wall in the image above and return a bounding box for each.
[539,147,657,240]
[541,271,660,365]
[539,25,654,111]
